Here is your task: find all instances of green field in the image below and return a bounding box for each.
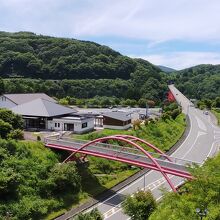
[73,113,186,152]
[0,109,186,220]
[212,109,220,125]
[70,114,186,202]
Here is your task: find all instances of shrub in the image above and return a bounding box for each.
[133,119,142,130]
[122,190,157,220]
[7,129,24,140]
[144,119,149,126]
[74,208,103,220]
[0,119,13,139]
[161,113,170,121]
[0,109,23,129]
[171,109,181,119]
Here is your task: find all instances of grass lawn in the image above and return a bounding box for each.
[47,114,186,219]
[72,114,186,193]
[211,108,220,125]
[73,113,186,152]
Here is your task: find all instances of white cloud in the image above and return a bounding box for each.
[1,0,220,69]
[71,0,220,43]
[136,52,220,70]
[1,0,220,43]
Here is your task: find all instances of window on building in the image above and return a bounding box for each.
[55,123,57,127]
[58,123,60,127]
[82,122,88,128]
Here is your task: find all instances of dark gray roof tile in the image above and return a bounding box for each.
[4,93,56,105]
[102,111,131,121]
[11,98,76,117]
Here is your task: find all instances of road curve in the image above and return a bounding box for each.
[56,85,220,220]
[81,84,220,220]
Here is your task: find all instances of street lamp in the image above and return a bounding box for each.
[196,207,208,220]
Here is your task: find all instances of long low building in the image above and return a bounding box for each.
[0,93,94,134]
[102,111,131,130]
[2,93,161,132]
[48,115,94,133]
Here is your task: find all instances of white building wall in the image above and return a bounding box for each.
[0,96,17,109]
[103,124,131,130]
[47,118,94,134]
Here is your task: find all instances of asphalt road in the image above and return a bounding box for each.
[84,84,220,220]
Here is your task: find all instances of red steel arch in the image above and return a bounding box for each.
[111,134,172,162]
[63,136,177,192]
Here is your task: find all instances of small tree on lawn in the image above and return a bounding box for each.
[122,190,157,220]
[74,208,103,220]
[133,119,142,130]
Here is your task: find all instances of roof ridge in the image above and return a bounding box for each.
[4,92,47,95]
[2,94,18,105]
[39,98,50,117]
[38,97,57,104]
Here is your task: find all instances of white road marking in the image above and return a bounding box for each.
[85,170,155,213]
[171,113,193,155]
[85,100,218,220]
[206,139,220,159]
[87,123,196,214]
[181,131,206,159]
[105,174,177,219]
[214,135,220,140]
[195,116,207,131]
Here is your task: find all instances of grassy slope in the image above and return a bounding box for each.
[47,114,186,219]
[211,109,220,125]
[74,114,186,152]
[72,114,186,194]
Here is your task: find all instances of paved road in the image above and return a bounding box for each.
[83,84,220,220]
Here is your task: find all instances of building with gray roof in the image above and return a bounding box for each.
[0,93,56,109]
[11,98,76,117]
[0,94,94,133]
[102,111,131,130]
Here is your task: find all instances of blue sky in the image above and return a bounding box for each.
[1,0,220,69]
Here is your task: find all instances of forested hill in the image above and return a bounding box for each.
[157,65,176,73]
[0,31,160,80]
[173,64,220,99]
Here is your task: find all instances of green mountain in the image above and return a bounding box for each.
[157,65,176,73]
[173,64,220,99]
[0,31,160,80]
[0,31,168,104]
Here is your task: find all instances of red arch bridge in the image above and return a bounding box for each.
[44,134,200,192]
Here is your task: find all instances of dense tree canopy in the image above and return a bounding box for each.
[172,64,220,100]
[0,31,161,80]
[149,153,220,220]
[122,190,157,220]
[0,109,23,139]
[0,31,168,103]
[0,140,81,220]
[0,32,220,104]
[2,77,167,104]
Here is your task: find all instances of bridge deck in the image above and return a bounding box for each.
[45,137,197,179]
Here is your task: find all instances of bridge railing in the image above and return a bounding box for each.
[44,137,171,160]
[160,155,202,167]
[45,137,202,173]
